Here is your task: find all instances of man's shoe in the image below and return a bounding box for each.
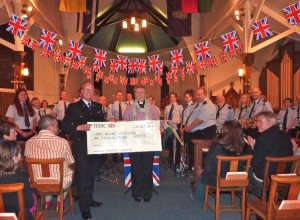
[44,201,52,210]
[144,198,150,202]
[90,200,103,207]
[135,197,142,202]
[81,211,92,220]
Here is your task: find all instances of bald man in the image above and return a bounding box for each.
[245,87,273,119]
[215,95,235,134]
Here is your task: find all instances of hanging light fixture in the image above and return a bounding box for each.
[122,17,147,32]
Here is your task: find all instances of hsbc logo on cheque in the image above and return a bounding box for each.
[108,124,115,128]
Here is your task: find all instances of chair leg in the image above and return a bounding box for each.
[60,193,63,220]
[245,205,251,220]
[216,188,220,220]
[204,185,209,211]
[231,190,235,206]
[68,188,74,214]
[241,188,246,220]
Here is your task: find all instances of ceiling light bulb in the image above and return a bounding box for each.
[27,6,33,12]
[122,20,128,29]
[58,39,63,45]
[134,27,139,31]
[135,23,139,28]
[142,19,147,28]
[234,10,239,16]
[131,17,136,25]
[236,15,240,20]
[22,14,28,18]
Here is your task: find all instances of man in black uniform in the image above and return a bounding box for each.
[62,81,105,220]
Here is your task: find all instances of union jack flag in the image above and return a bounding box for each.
[221,31,240,52]
[93,49,107,71]
[229,50,237,58]
[67,40,83,60]
[39,29,57,51]
[185,61,195,75]
[109,59,119,74]
[198,61,207,70]
[174,76,179,83]
[170,48,184,67]
[208,56,218,67]
[21,35,31,46]
[127,59,136,74]
[119,76,128,85]
[116,55,128,71]
[6,14,27,38]
[71,60,79,70]
[181,74,186,81]
[194,41,211,61]
[219,51,227,63]
[135,59,147,74]
[84,67,92,80]
[149,79,155,86]
[41,48,51,58]
[170,65,179,75]
[179,155,188,172]
[112,77,119,85]
[95,71,104,82]
[251,17,273,41]
[283,2,300,25]
[29,40,38,51]
[166,72,173,80]
[103,76,109,84]
[148,55,160,72]
[157,78,163,85]
[63,54,72,67]
[130,78,139,86]
[53,50,61,63]
[155,62,164,76]
[77,56,86,70]
[123,152,160,188]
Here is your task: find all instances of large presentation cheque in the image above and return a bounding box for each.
[87,120,162,154]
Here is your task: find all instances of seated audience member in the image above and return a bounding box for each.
[0,121,17,141]
[196,121,251,204]
[25,115,74,211]
[277,98,297,137]
[40,100,52,115]
[245,111,294,198]
[0,140,36,220]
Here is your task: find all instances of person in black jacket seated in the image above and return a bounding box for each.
[245,111,293,199]
[0,140,36,220]
[195,120,251,203]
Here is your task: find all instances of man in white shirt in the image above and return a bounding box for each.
[52,90,70,122]
[108,90,127,120]
[126,93,134,105]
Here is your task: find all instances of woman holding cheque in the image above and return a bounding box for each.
[123,86,159,202]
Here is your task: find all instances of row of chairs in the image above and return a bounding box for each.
[0,158,73,220]
[204,154,300,220]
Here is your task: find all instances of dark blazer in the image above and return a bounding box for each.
[62,99,105,154]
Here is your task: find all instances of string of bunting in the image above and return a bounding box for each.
[4,1,300,86]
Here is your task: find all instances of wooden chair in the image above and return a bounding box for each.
[295,130,300,144]
[25,158,73,220]
[246,175,300,220]
[0,183,44,220]
[260,155,300,202]
[204,155,253,220]
[191,139,213,184]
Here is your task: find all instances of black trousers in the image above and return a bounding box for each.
[129,151,154,200]
[183,131,194,170]
[191,125,217,140]
[73,145,100,213]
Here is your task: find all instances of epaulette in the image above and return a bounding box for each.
[228,105,232,110]
[203,101,207,105]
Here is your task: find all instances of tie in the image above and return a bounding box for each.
[168,104,174,120]
[129,101,131,105]
[44,109,46,114]
[238,106,244,120]
[119,103,122,120]
[64,102,67,113]
[249,102,256,118]
[216,104,225,119]
[185,103,199,126]
[282,109,288,130]
[87,103,92,111]
[102,107,107,119]
[23,103,30,128]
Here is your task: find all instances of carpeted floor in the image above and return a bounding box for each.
[50,161,256,220]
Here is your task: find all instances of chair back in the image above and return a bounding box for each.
[262,155,300,201]
[267,175,300,219]
[0,183,25,220]
[25,158,64,193]
[216,155,253,187]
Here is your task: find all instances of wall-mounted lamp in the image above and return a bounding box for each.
[22,62,29,76]
[21,4,34,19]
[238,68,244,82]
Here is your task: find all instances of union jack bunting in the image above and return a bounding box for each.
[174,76,178,83]
[109,59,119,74]
[221,31,240,52]
[77,56,86,70]
[119,76,128,85]
[166,72,173,80]
[179,155,188,172]
[166,78,171,85]
[6,14,27,38]
[103,76,109,84]
[238,42,243,52]
[21,35,31,46]
[95,71,104,82]
[141,76,149,84]
[93,49,107,71]
[39,29,57,51]
[283,2,300,25]
[123,152,160,188]
[127,59,136,74]
[181,74,186,81]
[40,48,51,58]
[29,40,38,52]
[141,78,148,86]
[63,54,72,67]
[130,78,139,86]
[208,56,218,67]
[229,50,237,58]
[170,48,184,67]
[84,67,92,80]
[218,51,227,63]
[112,77,119,85]
[179,68,185,76]
[67,40,83,60]
[155,62,164,76]
[53,50,61,63]
[135,59,147,74]
[154,76,161,83]
[185,61,195,75]
[251,17,273,41]
[198,61,206,70]
[148,55,160,72]
[149,79,155,86]
[194,41,211,61]
[71,60,79,70]
[170,65,179,75]
[108,74,114,82]
[116,55,128,71]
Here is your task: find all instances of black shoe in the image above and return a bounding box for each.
[135,197,142,202]
[144,198,150,202]
[90,200,103,207]
[81,211,92,220]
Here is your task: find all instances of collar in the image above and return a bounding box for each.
[188,101,193,106]
[39,130,55,135]
[82,99,91,106]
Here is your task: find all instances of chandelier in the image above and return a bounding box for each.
[122,17,147,31]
